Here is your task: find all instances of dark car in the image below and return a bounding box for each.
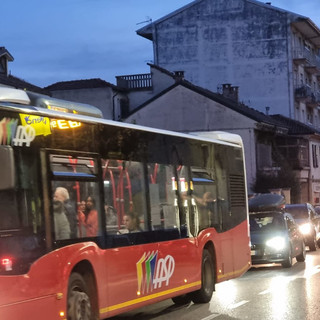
[249,194,306,268]
[285,203,320,251]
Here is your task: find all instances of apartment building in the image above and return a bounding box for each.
[137,0,320,126]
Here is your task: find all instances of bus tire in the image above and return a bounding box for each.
[67,272,92,320]
[172,294,192,305]
[190,249,215,304]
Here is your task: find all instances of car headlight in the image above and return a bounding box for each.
[299,223,312,235]
[266,236,286,250]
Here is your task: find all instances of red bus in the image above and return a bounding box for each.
[0,87,251,320]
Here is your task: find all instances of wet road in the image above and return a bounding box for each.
[110,250,320,320]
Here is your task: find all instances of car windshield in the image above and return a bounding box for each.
[250,214,285,232]
[285,207,308,219]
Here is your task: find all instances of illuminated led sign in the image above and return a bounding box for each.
[47,105,82,130]
[51,119,81,130]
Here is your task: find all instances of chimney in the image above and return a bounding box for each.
[174,71,184,81]
[0,47,14,76]
[222,84,239,102]
[265,106,270,115]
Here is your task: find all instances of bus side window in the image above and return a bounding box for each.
[191,167,219,231]
[147,163,178,230]
[102,159,121,233]
[50,154,102,241]
[214,148,229,231]
[127,161,147,230]
[103,159,147,233]
[177,166,195,236]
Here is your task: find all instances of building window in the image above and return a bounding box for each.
[312,145,318,168]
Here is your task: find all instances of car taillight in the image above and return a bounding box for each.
[1,257,13,271]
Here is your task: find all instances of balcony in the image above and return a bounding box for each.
[116,73,152,90]
[292,47,320,71]
[295,85,320,106]
[276,138,309,169]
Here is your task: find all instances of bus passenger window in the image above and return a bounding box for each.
[191,167,219,231]
[177,166,194,236]
[147,164,178,230]
[50,154,102,240]
[102,159,147,232]
[127,162,147,230]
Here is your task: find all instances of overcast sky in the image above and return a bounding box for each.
[1,0,319,88]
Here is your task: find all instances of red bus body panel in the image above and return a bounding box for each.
[0,221,250,319]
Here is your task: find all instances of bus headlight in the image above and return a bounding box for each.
[266,236,285,250]
[299,223,312,235]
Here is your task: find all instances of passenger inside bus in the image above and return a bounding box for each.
[78,200,86,215]
[118,212,142,234]
[105,205,117,226]
[53,200,71,240]
[77,200,86,237]
[78,196,98,237]
[53,187,78,238]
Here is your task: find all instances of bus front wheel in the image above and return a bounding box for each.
[67,272,92,320]
[190,249,215,304]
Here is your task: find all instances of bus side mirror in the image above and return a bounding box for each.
[0,146,15,190]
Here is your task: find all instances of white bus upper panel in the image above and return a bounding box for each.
[0,87,103,118]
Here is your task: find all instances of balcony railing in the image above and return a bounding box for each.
[292,47,320,70]
[294,85,320,106]
[116,73,152,90]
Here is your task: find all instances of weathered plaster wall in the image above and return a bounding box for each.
[151,0,291,117]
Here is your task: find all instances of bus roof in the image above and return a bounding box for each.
[0,87,243,148]
[190,131,244,148]
[0,87,103,118]
[0,86,30,105]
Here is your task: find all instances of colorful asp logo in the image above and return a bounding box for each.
[136,251,175,295]
[0,117,38,147]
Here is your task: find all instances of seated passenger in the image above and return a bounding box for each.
[118,212,142,234]
[105,205,117,226]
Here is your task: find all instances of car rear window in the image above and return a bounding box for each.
[250,214,285,232]
[285,207,308,219]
